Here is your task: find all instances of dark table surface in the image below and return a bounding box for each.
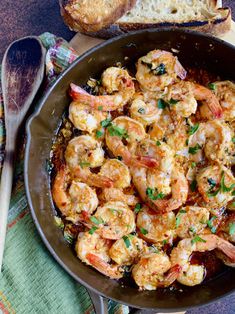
[0,1,235,313]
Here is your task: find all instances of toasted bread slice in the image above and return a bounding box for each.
[62,0,231,38]
[60,0,137,32]
[115,0,231,36]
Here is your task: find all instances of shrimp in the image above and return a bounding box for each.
[101,188,140,206]
[75,232,123,279]
[136,50,187,92]
[171,234,235,286]
[109,235,148,265]
[148,112,189,158]
[175,206,210,239]
[52,166,98,223]
[136,206,176,244]
[132,166,188,213]
[166,81,222,119]
[135,139,175,195]
[200,81,235,122]
[91,201,135,240]
[65,135,113,188]
[69,67,135,111]
[188,120,233,163]
[99,159,131,189]
[105,116,157,168]
[132,252,181,290]
[65,135,104,169]
[196,164,235,208]
[99,159,138,204]
[130,94,162,126]
[69,101,107,133]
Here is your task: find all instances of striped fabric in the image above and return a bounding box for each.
[0,33,129,314]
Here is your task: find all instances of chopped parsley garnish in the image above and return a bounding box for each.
[141,61,167,76]
[100,118,112,128]
[63,232,74,244]
[191,162,196,168]
[107,125,128,138]
[232,137,235,143]
[175,216,181,228]
[90,216,104,225]
[134,203,142,214]
[156,141,161,146]
[207,216,217,233]
[207,189,220,198]
[189,226,196,234]
[229,222,235,236]
[153,63,167,75]
[123,235,131,248]
[207,216,216,228]
[138,108,145,114]
[98,106,103,111]
[190,180,197,192]
[208,172,235,197]
[220,171,235,192]
[169,98,179,105]
[191,235,206,245]
[176,210,186,228]
[140,227,148,235]
[188,143,201,155]
[79,161,90,169]
[207,178,217,188]
[162,239,168,245]
[146,187,165,200]
[208,83,216,91]
[54,216,64,230]
[188,123,199,135]
[89,226,98,235]
[96,130,103,138]
[157,98,168,109]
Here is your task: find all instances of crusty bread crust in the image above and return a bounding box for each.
[117,8,232,35]
[60,0,137,33]
[85,7,231,38]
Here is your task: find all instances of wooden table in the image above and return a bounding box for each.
[0,1,234,313]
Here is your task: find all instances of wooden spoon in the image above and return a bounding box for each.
[0,36,45,271]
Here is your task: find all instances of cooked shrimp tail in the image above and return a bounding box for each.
[86,253,123,279]
[193,83,223,118]
[74,167,114,188]
[135,156,158,168]
[196,234,235,263]
[158,264,182,287]
[175,60,187,80]
[70,83,118,111]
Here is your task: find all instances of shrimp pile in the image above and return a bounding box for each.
[51,50,235,290]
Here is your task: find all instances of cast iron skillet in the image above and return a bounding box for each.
[24,29,235,312]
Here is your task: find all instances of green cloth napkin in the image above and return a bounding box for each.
[0,33,129,314]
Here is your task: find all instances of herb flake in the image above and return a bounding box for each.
[134,203,142,214]
[191,235,206,245]
[123,235,131,248]
[89,226,98,235]
[188,144,201,155]
[188,123,199,135]
[140,227,148,235]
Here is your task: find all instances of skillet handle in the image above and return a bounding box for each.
[87,289,109,314]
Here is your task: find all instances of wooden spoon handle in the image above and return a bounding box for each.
[0,149,14,271]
